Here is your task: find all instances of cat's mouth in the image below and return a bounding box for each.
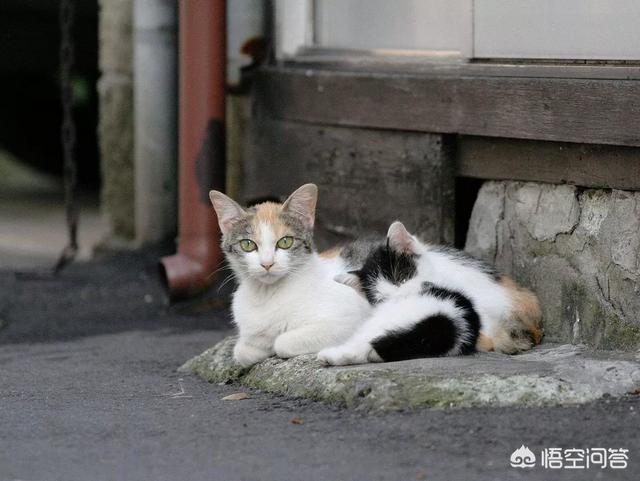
[253,270,284,285]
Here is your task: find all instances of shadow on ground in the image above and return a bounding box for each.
[0,244,233,345]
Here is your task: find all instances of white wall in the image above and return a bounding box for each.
[278,0,640,61]
[315,0,472,57]
[474,0,640,60]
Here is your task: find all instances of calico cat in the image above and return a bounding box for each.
[317,221,543,366]
[209,184,371,367]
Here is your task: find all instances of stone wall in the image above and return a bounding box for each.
[98,0,135,242]
[466,181,640,350]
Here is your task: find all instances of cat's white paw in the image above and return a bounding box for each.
[233,341,271,367]
[317,346,367,366]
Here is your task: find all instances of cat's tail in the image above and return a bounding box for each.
[492,275,544,354]
[371,285,481,361]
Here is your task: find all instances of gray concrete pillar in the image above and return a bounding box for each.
[98,0,135,242]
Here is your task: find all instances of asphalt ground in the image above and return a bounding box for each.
[1,248,638,481]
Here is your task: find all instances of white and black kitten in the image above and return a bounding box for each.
[318,221,543,365]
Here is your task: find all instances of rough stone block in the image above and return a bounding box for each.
[98,78,134,239]
[181,336,640,411]
[98,0,135,241]
[98,0,133,74]
[466,181,640,350]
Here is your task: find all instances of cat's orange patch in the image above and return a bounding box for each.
[476,333,494,352]
[251,202,289,240]
[500,275,544,345]
[253,202,281,225]
[319,246,343,259]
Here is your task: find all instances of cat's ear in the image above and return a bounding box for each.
[334,272,364,295]
[209,190,246,234]
[387,221,418,255]
[282,183,318,228]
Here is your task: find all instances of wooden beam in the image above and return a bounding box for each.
[244,118,456,245]
[254,67,640,147]
[456,136,640,191]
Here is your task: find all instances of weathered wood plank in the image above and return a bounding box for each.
[254,67,640,147]
[243,118,455,245]
[457,136,640,191]
[289,51,640,80]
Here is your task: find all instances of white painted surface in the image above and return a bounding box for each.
[275,0,314,58]
[228,0,265,84]
[314,0,472,56]
[474,0,640,60]
[133,0,177,244]
[277,0,640,61]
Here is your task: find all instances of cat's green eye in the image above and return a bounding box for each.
[276,236,294,250]
[239,239,257,252]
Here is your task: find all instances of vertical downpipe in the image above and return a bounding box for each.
[160,0,226,299]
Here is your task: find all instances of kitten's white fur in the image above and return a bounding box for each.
[317,294,472,365]
[318,221,512,366]
[232,253,371,367]
[210,184,371,367]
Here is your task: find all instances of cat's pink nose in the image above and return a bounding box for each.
[261,261,274,271]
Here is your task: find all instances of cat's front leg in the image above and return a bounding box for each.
[273,326,341,359]
[233,338,273,367]
[273,330,313,359]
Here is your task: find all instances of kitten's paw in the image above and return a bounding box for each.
[317,346,368,366]
[233,341,271,368]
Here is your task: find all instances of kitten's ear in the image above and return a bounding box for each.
[334,272,364,295]
[387,221,418,255]
[209,190,246,234]
[282,183,318,228]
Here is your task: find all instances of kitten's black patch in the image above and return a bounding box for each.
[371,314,457,361]
[429,245,501,281]
[349,240,482,360]
[420,282,481,354]
[354,243,418,305]
[370,283,481,362]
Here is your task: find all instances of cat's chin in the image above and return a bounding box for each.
[251,272,286,285]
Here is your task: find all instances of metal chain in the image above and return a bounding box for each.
[54,0,79,274]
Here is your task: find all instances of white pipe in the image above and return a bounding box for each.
[133,0,177,244]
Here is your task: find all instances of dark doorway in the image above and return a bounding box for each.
[0,0,100,187]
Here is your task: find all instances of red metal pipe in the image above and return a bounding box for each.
[160,0,226,299]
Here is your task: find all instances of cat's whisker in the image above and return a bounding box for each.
[206,263,232,282]
[217,272,237,292]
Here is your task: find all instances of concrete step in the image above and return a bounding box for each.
[181,337,640,411]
